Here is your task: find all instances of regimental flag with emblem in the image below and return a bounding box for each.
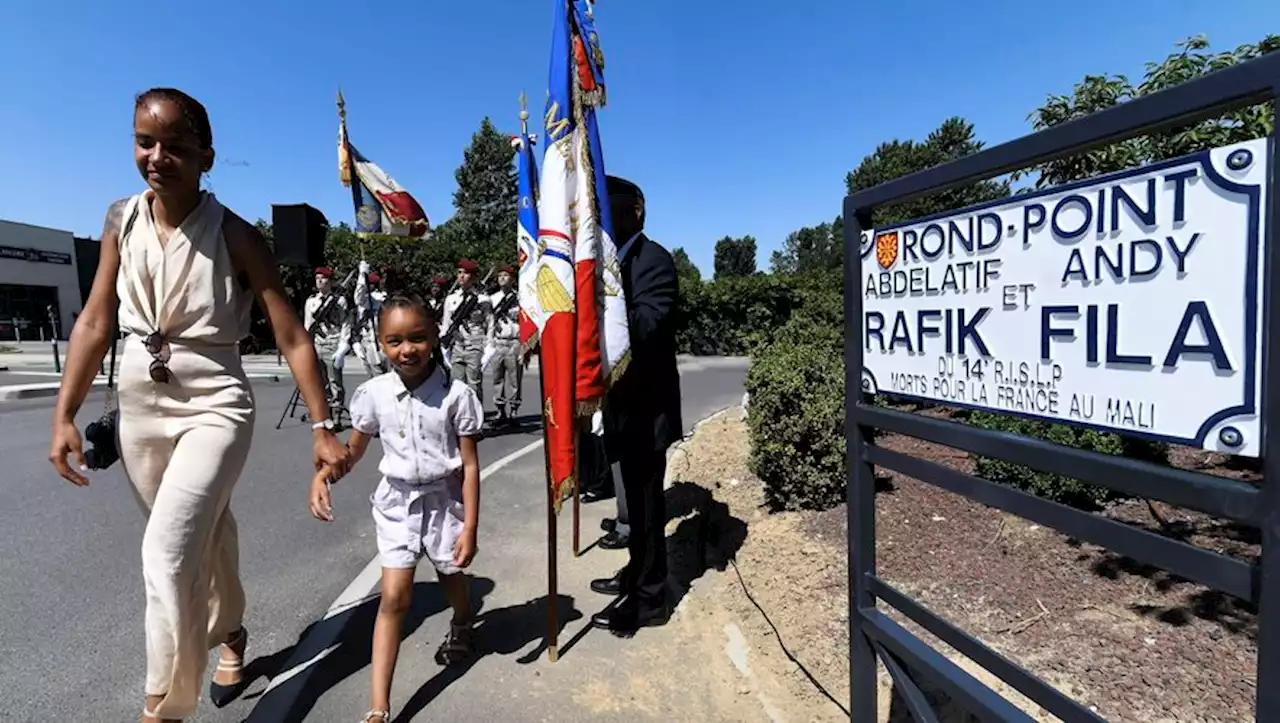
[337,91,431,238]
[513,107,543,354]
[534,0,631,511]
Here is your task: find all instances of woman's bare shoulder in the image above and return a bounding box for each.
[220,208,267,246]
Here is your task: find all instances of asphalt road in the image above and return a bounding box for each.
[0,358,749,721]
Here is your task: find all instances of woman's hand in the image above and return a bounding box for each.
[313,430,351,476]
[49,419,89,487]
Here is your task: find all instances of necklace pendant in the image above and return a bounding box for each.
[398,430,406,438]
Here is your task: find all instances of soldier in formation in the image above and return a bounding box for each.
[441,258,492,404]
[304,266,353,423]
[488,266,522,426]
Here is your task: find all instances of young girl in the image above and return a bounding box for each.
[310,294,482,723]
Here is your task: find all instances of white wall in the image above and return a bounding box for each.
[0,219,82,339]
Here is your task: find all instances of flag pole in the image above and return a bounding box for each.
[524,95,560,663]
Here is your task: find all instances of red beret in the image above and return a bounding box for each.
[315,267,334,278]
[367,272,382,284]
[431,275,449,285]
[457,258,480,272]
[499,265,516,275]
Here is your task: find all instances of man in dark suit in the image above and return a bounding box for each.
[590,176,683,636]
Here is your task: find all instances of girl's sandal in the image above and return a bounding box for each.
[210,627,249,708]
[360,710,390,722]
[433,622,474,666]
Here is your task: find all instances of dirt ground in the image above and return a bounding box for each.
[659,406,1259,723]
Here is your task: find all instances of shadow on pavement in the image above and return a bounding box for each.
[664,481,749,609]
[392,593,582,721]
[241,577,496,723]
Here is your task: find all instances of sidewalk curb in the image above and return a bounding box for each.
[0,382,92,402]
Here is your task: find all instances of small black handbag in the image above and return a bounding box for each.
[83,205,139,470]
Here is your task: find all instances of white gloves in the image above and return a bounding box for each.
[333,340,351,370]
[358,260,371,274]
[591,409,604,437]
[480,343,496,371]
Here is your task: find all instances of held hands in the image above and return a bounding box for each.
[312,429,351,476]
[453,528,478,568]
[49,420,89,487]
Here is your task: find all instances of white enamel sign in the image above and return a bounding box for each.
[859,138,1270,456]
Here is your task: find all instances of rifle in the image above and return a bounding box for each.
[440,266,495,348]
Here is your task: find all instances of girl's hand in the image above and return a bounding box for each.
[49,419,89,487]
[453,528,478,568]
[309,469,334,522]
[313,430,350,475]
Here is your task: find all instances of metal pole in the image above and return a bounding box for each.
[48,306,61,374]
[1253,92,1280,723]
[844,205,877,722]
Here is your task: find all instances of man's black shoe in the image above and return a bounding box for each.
[580,488,613,504]
[590,572,623,596]
[590,603,670,637]
[598,530,628,550]
[600,518,616,533]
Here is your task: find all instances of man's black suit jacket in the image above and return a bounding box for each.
[605,232,683,458]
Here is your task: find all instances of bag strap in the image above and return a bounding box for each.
[105,203,141,407]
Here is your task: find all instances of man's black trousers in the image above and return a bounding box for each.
[618,446,668,613]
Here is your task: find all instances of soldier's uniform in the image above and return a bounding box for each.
[352,263,388,376]
[489,267,522,424]
[441,259,491,404]
[304,267,353,421]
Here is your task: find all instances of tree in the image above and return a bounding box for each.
[713,235,757,278]
[671,246,702,285]
[447,117,519,265]
[771,215,844,275]
[1022,35,1280,189]
[845,117,1009,227]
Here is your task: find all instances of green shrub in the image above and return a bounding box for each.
[968,412,1167,509]
[676,274,804,356]
[746,314,847,511]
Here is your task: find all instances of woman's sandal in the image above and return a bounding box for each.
[433,622,474,666]
[142,708,180,723]
[209,627,249,708]
[360,710,390,722]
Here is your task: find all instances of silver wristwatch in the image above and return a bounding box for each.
[312,419,336,431]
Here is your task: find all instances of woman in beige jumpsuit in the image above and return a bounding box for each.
[48,88,351,722]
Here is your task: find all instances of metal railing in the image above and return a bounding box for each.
[841,51,1280,722]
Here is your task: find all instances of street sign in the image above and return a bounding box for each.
[860,138,1269,456]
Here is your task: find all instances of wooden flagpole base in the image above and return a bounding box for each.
[538,355,559,662]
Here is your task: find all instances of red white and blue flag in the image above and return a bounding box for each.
[338,92,431,238]
[527,0,630,510]
[513,120,542,352]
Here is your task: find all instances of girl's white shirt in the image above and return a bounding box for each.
[348,366,483,483]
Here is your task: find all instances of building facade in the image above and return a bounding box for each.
[0,219,84,341]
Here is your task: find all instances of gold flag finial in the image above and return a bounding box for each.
[519,91,530,135]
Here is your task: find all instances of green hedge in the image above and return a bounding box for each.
[968,413,1167,509]
[745,282,849,510]
[676,274,805,356]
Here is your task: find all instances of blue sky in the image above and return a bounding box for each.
[1,0,1276,276]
